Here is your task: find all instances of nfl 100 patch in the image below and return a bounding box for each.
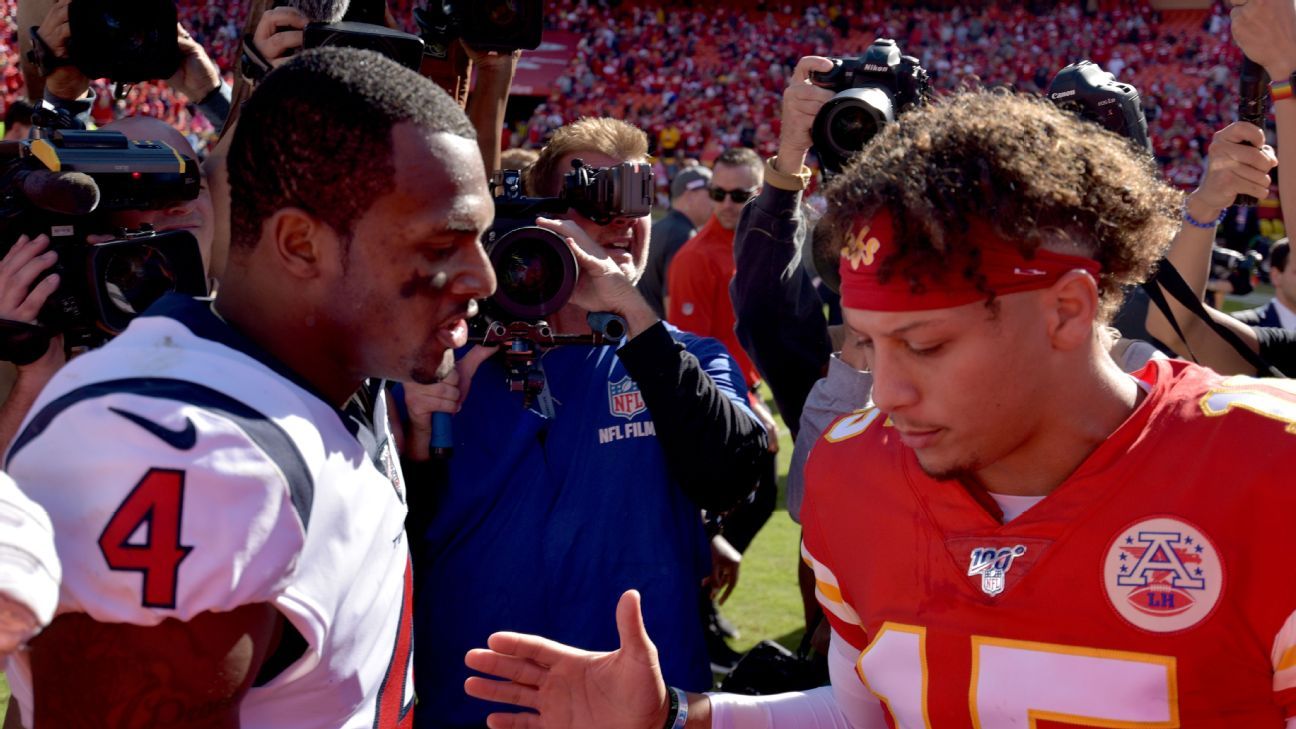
[967,544,1028,597]
[1102,516,1224,633]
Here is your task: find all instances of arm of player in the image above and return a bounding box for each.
[28,603,283,728]
[464,590,885,729]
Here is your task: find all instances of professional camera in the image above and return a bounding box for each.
[1209,245,1261,297]
[1047,61,1151,153]
[482,160,653,322]
[27,0,182,84]
[0,121,207,362]
[302,21,425,71]
[809,39,930,174]
[414,0,543,58]
[473,160,651,406]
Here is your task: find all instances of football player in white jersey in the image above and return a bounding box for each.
[3,48,494,728]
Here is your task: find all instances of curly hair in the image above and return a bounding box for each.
[820,89,1182,321]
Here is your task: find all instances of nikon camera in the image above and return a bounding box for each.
[809,39,930,174]
[1047,61,1151,153]
[481,160,653,323]
[0,121,207,362]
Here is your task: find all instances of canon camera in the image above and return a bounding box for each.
[1047,61,1151,153]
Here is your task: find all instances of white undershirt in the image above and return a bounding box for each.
[987,492,1046,523]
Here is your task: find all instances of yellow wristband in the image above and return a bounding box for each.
[764,156,811,191]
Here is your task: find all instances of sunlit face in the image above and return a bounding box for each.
[554,151,651,287]
[708,162,760,231]
[844,293,1052,482]
[328,126,495,384]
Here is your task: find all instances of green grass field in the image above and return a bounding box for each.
[0,408,805,721]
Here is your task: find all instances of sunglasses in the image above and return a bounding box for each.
[708,186,758,203]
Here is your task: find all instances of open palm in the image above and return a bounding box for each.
[464,591,669,729]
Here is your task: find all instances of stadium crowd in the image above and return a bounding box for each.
[0,0,1295,728]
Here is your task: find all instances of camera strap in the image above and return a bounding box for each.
[1141,258,1286,377]
[240,34,274,85]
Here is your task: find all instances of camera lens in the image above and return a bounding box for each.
[812,86,895,173]
[488,226,579,320]
[101,244,179,317]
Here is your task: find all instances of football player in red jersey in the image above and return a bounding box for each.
[461,89,1296,728]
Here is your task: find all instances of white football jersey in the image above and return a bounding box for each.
[4,295,414,729]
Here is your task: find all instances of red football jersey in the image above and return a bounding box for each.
[801,359,1296,727]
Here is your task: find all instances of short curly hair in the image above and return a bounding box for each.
[820,90,1182,321]
[228,48,475,252]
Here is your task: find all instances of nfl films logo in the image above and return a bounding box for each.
[608,376,646,420]
[967,545,1027,596]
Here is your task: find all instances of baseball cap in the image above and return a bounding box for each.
[670,166,712,199]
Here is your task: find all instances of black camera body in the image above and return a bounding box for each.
[1210,245,1261,297]
[415,0,544,58]
[302,21,426,71]
[809,39,930,174]
[482,160,653,322]
[1047,61,1151,153]
[0,126,207,361]
[64,0,182,83]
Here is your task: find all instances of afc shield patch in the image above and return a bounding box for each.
[1103,516,1224,633]
[608,376,646,420]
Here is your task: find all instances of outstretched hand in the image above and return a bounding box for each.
[464,590,669,729]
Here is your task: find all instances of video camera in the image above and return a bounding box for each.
[809,39,930,174]
[0,110,207,363]
[1047,61,1151,153]
[473,159,652,405]
[414,0,544,59]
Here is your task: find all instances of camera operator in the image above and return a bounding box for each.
[4,48,495,728]
[402,117,770,728]
[1140,0,1296,376]
[17,0,231,134]
[0,116,215,450]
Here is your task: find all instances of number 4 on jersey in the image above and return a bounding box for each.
[98,468,194,608]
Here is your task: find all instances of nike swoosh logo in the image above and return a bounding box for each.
[109,407,198,451]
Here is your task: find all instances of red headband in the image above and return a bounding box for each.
[838,209,1102,311]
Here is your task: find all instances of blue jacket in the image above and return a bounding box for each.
[413,324,750,728]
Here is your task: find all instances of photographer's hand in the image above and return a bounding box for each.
[37,0,89,102]
[535,216,661,338]
[168,23,223,103]
[775,56,835,176]
[252,6,309,68]
[1232,0,1296,81]
[403,345,496,461]
[0,235,65,449]
[1190,121,1276,219]
[706,534,742,605]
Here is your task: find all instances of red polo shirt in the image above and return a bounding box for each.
[666,217,760,388]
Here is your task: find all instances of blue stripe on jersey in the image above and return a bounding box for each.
[8,377,315,528]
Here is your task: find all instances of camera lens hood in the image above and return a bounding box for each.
[488,226,579,320]
[812,87,895,173]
